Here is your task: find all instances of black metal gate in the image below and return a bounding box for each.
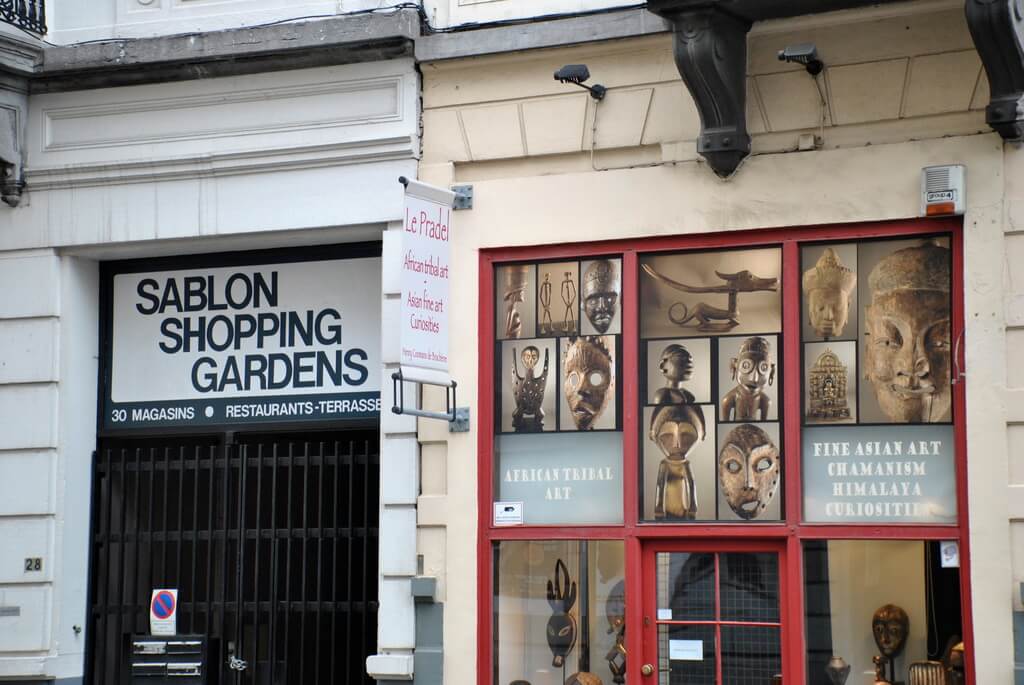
[86,430,380,685]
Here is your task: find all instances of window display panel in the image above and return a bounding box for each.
[803,540,965,685]
[639,248,784,522]
[800,237,956,524]
[494,541,626,685]
[494,257,623,526]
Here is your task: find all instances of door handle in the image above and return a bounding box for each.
[641,664,654,677]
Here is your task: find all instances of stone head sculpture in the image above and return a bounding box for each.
[803,247,857,338]
[582,260,619,334]
[872,604,909,658]
[864,240,952,423]
[564,336,613,430]
[718,424,780,520]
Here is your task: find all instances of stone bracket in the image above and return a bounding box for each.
[648,5,752,177]
[965,0,1024,141]
[0,97,25,207]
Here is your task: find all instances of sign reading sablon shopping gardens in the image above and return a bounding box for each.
[102,252,381,431]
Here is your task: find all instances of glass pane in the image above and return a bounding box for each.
[719,553,780,623]
[802,540,965,685]
[495,432,623,525]
[657,552,715,622]
[494,540,625,685]
[639,248,784,523]
[658,624,716,685]
[800,238,958,525]
[720,625,781,685]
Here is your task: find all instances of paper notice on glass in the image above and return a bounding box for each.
[493,501,524,526]
[669,640,703,661]
[657,609,672,620]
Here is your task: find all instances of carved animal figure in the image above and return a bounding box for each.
[642,265,778,332]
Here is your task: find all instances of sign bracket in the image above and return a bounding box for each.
[391,369,469,432]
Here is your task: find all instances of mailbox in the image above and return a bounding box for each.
[129,635,207,684]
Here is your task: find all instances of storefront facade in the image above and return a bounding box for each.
[0,12,422,680]
[416,2,1020,684]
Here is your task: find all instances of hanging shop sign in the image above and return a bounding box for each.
[399,178,454,380]
[103,254,381,431]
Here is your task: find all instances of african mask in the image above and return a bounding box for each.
[546,559,578,668]
[864,240,951,423]
[721,336,775,422]
[582,260,619,334]
[564,337,613,430]
[803,247,857,338]
[653,343,696,405]
[718,424,780,520]
[503,265,530,339]
[651,404,706,520]
[872,604,909,658]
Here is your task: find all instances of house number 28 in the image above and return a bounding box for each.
[24,558,42,572]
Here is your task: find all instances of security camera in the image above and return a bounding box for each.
[778,43,824,75]
[553,64,607,100]
[554,64,591,85]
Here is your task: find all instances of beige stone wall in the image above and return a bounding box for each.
[418,2,1017,683]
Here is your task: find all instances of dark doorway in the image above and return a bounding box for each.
[86,430,379,684]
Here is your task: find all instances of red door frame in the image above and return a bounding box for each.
[639,539,789,685]
[476,217,974,685]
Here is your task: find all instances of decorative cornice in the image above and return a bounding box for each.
[965,0,1024,141]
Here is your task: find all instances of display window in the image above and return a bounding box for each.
[478,219,972,685]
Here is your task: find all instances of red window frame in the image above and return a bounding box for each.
[477,217,973,685]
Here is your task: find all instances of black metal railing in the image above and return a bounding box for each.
[0,0,46,34]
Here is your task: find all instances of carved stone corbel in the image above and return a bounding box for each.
[649,5,752,177]
[965,0,1024,141]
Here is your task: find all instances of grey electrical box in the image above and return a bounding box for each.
[129,635,207,683]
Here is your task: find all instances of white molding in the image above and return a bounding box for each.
[25,136,416,190]
[42,76,403,153]
[750,0,963,35]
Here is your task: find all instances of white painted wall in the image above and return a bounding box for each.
[0,55,421,682]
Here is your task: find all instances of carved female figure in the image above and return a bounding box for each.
[651,404,707,520]
[721,336,775,421]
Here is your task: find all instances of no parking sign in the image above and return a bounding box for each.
[150,589,178,636]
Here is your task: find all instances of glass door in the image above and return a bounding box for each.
[640,542,787,685]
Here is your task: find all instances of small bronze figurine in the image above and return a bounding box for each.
[721,336,775,422]
[653,343,696,405]
[803,247,857,339]
[563,337,613,430]
[718,424,780,519]
[651,404,707,520]
[582,260,619,334]
[546,559,578,668]
[808,349,851,421]
[512,345,550,432]
[873,655,892,685]
[562,271,578,334]
[864,240,952,423]
[503,265,530,339]
[642,264,778,332]
[540,273,554,335]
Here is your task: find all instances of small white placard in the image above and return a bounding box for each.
[657,609,673,621]
[493,501,524,526]
[669,639,703,661]
[940,540,960,568]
